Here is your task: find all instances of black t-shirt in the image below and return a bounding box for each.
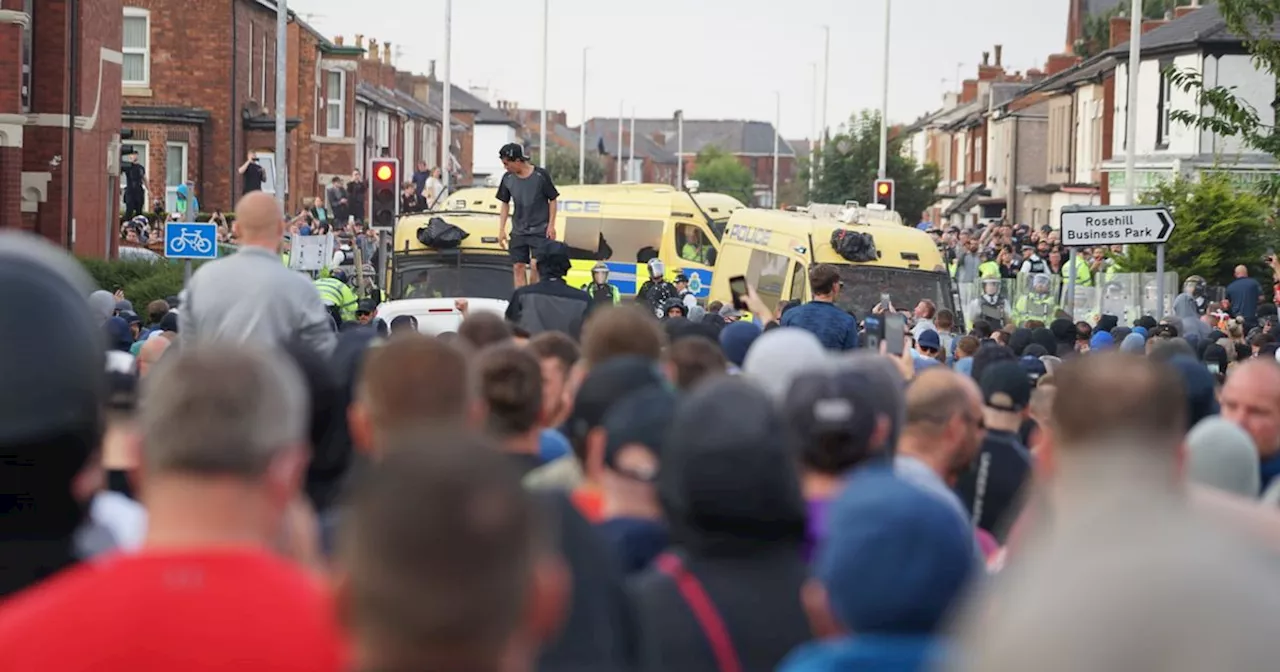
[953,429,1032,544]
[496,167,560,236]
[122,163,145,192]
[243,162,265,193]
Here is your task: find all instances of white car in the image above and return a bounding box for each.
[373,297,509,336]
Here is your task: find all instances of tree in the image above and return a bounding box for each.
[532,146,605,185]
[1074,0,1194,59]
[810,110,941,224]
[691,147,755,206]
[1116,173,1276,284]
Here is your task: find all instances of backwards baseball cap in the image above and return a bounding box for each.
[601,385,677,482]
[980,360,1032,412]
[785,369,883,470]
[566,356,668,448]
[498,143,528,161]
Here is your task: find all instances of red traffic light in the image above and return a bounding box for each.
[375,164,393,182]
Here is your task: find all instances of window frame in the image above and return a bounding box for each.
[255,152,278,195]
[260,33,268,104]
[325,70,346,137]
[120,140,150,210]
[121,7,151,87]
[20,0,33,112]
[1156,59,1174,149]
[164,142,189,214]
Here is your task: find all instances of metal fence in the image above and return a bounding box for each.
[957,271,1180,327]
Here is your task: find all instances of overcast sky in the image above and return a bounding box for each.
[293,0,1068,139]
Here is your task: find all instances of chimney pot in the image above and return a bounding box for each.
[368,38,378,60]
[429,59,436,79]
[334,35,344,46]
[982,51,990,66]
[383,42,393,65]
[355,34,364,48]
[994,44,1003,66]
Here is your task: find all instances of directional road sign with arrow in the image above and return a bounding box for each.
[1059,205,1175,246]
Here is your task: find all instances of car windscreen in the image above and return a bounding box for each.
[393,260,513,300]
[834,265,954,319]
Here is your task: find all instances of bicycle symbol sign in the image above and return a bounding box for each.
[163,222,219,260]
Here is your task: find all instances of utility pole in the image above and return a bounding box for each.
[877,0,891,180]
[442,0,452,191]
[274,0,287,208]
[821,25,830,180]
[579,47,588,184]
[539,0,548,169]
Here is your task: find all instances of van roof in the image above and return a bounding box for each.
[725,208,944,271]
[437,183,744,219]
[391,211,506,255]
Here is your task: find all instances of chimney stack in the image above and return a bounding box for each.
[355,34,364,48]
[429,59,437,79]
[994,44,1003,66]
[334,35,344,46]
[383,42,393,65]
[982,51,990,66]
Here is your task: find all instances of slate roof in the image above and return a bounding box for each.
[581,119,678,163]
[1107,4,1280,58]
[426,82,518,126]
[586,118,795,156]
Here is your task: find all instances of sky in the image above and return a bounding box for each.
[293,0,1069,140]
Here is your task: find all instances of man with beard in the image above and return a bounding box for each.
[0,233,105,598]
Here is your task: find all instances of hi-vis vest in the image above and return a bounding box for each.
[583,283,620,306]
[314,277,358,321]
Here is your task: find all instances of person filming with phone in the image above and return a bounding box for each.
[778,264,859,351]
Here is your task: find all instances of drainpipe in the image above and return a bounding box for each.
[1009,117,1018,224]
[230,5,238,207]
[65,0,79,251]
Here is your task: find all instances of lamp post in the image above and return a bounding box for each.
[441,0,452,191]
[579,47,588,184]
[539,0,548,169]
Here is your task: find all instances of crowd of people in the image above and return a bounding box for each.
[9,187,1280,672]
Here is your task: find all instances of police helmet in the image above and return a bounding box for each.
[1032,273,1051,289]
[0,232,104,446]
[592,261,609,275]
[647,258,666,280]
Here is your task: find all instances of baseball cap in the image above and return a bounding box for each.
[159,311,180,333]
[817,465,976,635]
[356,299,378,315]
[565,356,668,448]
[784,369,881,457]
[118,310,141,325]
[601,385,677,482]
[498,142,528,161]
[917,329,941,352]
[1017,355,1047,384]
[674,273,689,284]
[980,360,1032,412]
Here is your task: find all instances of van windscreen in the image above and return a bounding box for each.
[833,266,954,318]
[394,262,513,301]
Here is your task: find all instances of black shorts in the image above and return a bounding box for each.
[509,233,548,264]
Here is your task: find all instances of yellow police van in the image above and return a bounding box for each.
[708,208,958,320]
[437,183,744,299]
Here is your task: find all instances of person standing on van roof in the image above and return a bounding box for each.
[496,143,560,289]
[779,264,859,351]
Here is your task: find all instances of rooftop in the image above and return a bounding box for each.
[584,118,795,157]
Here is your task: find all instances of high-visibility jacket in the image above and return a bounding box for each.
[583,282,620,306]
[1063,255,1093,287]
[314,277,359,322]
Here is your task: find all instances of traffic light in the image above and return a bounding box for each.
[370,158,399,228]
[873,178,895,210]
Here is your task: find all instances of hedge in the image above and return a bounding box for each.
[80,257,198,310]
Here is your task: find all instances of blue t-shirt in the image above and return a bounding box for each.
[1226,277,1261,321]
[780,301,859,351]
[1260,453,1280,494]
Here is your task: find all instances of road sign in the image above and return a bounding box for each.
[1059,205,1174,246]
[164,222,219,260]
[289,234,335,272]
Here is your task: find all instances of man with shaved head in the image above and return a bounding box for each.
[896,367,985,521]
[180,191,336,356]
[1226,263,1261,330]
[1220,359,1280,493]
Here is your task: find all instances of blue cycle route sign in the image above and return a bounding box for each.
[164,222,219,260]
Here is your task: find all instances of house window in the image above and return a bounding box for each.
[122,8,150,86]
[974,136,984,173]
[164,142,189,213]
[403,119,415,165]
[422,123,439,170]
[377,114,390,148]
[260,34,268,104]
[325,70,345,137]
[255,152,278,195]
[20,0,32,112]
[1156,60,1173,147]
[120,141,149,210]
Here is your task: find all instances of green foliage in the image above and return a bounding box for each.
[1167,0,1280,165]
[691,147,756,206]
[532,147,606,185]
[1116,173,1278,283]
[79,257,190,309]
[1074,0,1193,58]
[810,110,941,224]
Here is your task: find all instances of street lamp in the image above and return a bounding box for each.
[579,47,588,184]
[629,106,636,183]
[539,0,548,170]
[877,0,891,180]
[617,101,623,183]
[773,91,781,209]
[442,0,453,192]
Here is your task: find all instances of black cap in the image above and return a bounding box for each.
[356,298,378,315]
[979,360,1032,412]
[498,143,529,161]
[159,311,180,333]
[784,369,880,451]
[602,386,677,482]
[0,232,105,445]
[565,356,668,447]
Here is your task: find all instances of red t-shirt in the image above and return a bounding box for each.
[0,548,347,672]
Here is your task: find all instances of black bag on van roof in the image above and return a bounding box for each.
[830,229,878,263]
[417,217,470,249]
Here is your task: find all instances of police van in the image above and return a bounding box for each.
[437,183,744,299]
[708,208,958,323]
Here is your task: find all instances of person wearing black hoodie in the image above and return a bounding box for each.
[631,377,811,672]
[0,233,106,598]
[1049,318,1078,358]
